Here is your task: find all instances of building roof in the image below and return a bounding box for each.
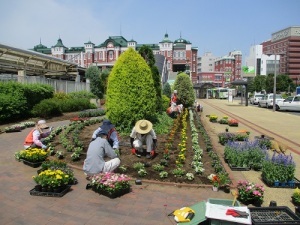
[136,44,159,50]
[52,38,66,48]
[160,33,172,43]
[98,36,128,48]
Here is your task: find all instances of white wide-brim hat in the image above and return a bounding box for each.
[135,120,152,134]
[37,120,49,129]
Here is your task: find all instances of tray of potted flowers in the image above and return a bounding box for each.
[31,169,72,197]
[88,172,131,198]
[15,148,49,168]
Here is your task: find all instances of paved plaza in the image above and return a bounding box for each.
[1,98,299,225]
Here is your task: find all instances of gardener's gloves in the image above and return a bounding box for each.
[41,144,48,150]
[131,148,137,155]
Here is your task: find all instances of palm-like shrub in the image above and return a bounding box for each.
[106,48,156,129]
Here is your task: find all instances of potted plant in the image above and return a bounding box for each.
[218,172,231,193]
[292,188,300,206]
[33,169,72,193]
[15,148,49,167]
[237,180,265,206]
[88,172,131,198]
[261,152,295,187]
[209,114,218,122]
[208,174,220,191]
[228,119,239,127]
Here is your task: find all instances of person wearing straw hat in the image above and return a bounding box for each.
[83,130,120,176]
[23,120,52,149]
[92,119,119,150]
[130,120,157,159]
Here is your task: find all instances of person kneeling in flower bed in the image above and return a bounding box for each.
[237,180,265,206]
[83,130,120,178]
[88,172,131,197]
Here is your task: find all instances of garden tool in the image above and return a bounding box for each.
[226,209,249,218]
[131,148,141,157]
[231,189,239,206]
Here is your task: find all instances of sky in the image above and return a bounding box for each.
[0,0,299,61]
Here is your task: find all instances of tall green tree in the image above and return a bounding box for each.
[139,45,163,113]
[253,75,266,92]
[85,66,103,99]
[174,72,195,107]
[106,48,156,129]
[163,82,172,97]
[277,74,295,92]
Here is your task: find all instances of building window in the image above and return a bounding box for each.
[100,52,103,59]
[109,51,114,60]
[167,51,170,57]
[193,54,196,61]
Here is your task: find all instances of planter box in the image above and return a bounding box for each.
[91,186,130,199]
[22,160,43,168]
[229,164,250,171]
[29,185,71,197]
[249,206,300,225]
[262,176,300,188]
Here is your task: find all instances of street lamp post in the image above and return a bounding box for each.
[272,54,277,112]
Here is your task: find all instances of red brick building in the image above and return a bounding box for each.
[261,26,300,83]
[32,33,198,82]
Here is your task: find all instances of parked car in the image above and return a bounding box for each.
[276,95,300,111]
[258,94,285,108]
[250,94,264,105]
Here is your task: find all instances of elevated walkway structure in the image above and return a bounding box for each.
[0,43,85,80]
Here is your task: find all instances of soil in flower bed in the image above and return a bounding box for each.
[49,113,217,185]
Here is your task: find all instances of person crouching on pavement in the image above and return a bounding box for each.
[83,130,120,177]
[130,120,157,159]
[23,120,52,150]
[91,119,119,153]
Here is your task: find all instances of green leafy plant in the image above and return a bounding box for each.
[138,168,147,177]
[159,171,168,179]
[172,168,185,177]
[185,173,194,181]
[208,174,220,187]
[152,163,164,172]
[133,162,145,171]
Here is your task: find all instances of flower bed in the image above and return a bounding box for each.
[88,172,131,198]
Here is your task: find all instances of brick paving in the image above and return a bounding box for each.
[1,99,299,224]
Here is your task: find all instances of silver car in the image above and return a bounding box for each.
[276,95,300,111]
[250,94,264,105]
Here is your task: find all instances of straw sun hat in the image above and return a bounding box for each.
[135,120,152,134]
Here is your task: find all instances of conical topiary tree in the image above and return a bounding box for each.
[174,72,195,107]
[106,48,156,129]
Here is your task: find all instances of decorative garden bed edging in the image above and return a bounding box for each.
[30,185,71,197]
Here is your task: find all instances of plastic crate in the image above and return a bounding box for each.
[249,206,300,225]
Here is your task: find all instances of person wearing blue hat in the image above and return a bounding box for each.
[83,129,120,176]
[92,119,119,150]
